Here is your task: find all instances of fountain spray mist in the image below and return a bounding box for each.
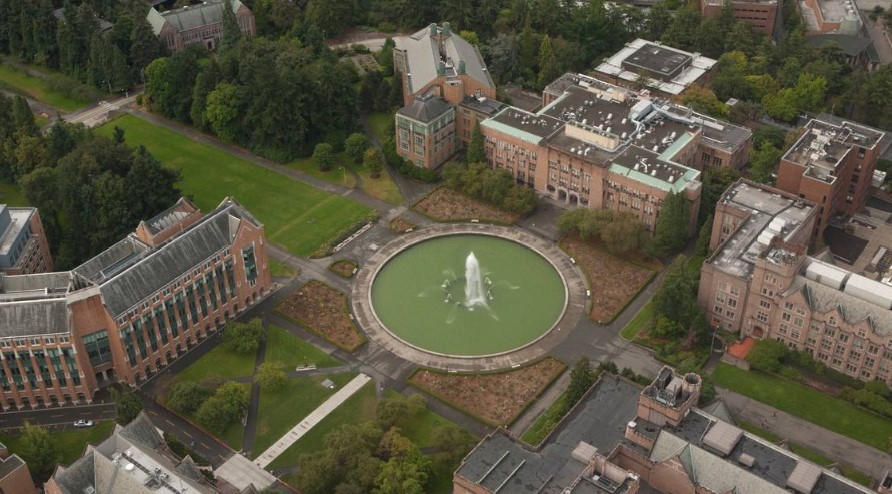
[464,252,488,308]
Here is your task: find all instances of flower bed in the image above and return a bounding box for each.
[389,216,416,233]
[329,259,357,278]
[409,358,565,426]
[277,281,365,352]
[413,187,518,224]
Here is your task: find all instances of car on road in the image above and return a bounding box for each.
[73,419,93,428]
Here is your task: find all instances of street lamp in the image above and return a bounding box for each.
[338,166,347,187]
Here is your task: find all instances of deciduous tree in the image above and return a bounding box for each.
[18,422,59,480]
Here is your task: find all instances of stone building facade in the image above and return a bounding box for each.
[0,198,271,410]
[0,206,53,276]
[147,0,255,53]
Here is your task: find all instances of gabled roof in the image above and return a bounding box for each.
[797,275,892,335]
[396,93,454,123]
[118,411,165,450]
[395,24,494,95]
[97,198,260,318]
[0,299,68,337]
[148,0,245,36]
[805,34,872,57]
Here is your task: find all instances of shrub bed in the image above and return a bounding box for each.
[277,281,366,352]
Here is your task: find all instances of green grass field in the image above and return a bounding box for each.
[264,325,340,369]
[0,181,27,206]
[268,258,296,277]
[174,344,256,384]
[251,372,357,458]
[0,63,89,111]
[713,363,892,451]
[367,112,393,143]
[96,115,373,257]
[619,301,654,341]
[287,152,402,204]
[521,388,569,446]
[0,421,115,466]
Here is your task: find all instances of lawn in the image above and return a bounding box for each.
[174,344,256,384]
[619,301,654,341]
[288,152,402,204]
[0,63,89,112]
[270,381,377,468]
[268,258,296,277]
[0,181,27,206]
[252,372,357,458]
[366,112,393,143]
[713,363,892,451]
[263,325,340,369]
[96,114,374,257]
[0,421,115,466]
[738,420,871,486]
[521,388,570,446]
[287,156,357,188]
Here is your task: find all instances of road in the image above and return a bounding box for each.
[0,403,115,431]
[64,93,138,128]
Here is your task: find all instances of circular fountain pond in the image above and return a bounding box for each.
[369,234,567,357]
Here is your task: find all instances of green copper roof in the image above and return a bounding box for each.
[608,163,698,193]
[658,131,693,162]
[481,116,546,145]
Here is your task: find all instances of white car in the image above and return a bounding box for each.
[73,419,93,428]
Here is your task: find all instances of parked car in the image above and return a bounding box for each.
[73,419,93,428]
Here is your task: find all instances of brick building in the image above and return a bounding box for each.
[699,179,892,386]
[454,366,876,493]
[147,0,255,53]
[698,0,779,35]
[0,443,37,494]
[593,39,717,99]
[0,206,53,276]
[0,197,271,410]
[481,74,751,234]
[393,23,504,169]
[776,114,889,240]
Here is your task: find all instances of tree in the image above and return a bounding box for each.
[652,255,700,326]
[376,394,425,430]
[753,125,787,149]
[11,96,37,135]
[305,0,354,36]
[363,147,384,178]
[374,429,431,494]
[695,215,712,257]
[167,382,211,414]
[345,133,371,164]
[256,362,286,391]
[698,166,739,226]
[661,7,701,51]
[218,0,242,55]
[749,141,782,184]
[747,339,788,373]
[459,30,480,46]
[682,87,729,119]
[130,17,163,77]
[197,381,249,433]
[600,212,649,254]
[430,423,474,465]
[565,357,597,407]
[113,126,125,144]
[113,387,143,425]
[18,422,60,480]
[646,2,673,40]
[466,121,485,164]
[223,318,264,354]
[537,35,560,89]
[650,191,691,258]
[313,142,335,171]
[205,82,240,142]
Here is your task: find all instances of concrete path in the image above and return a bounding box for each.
[66,94,138,128]
[215,453,277,491]
[718,388,892,480]
[253,373,373,468]
[863,16,892,65]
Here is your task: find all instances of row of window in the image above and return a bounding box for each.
[0,347,80,392]
[0,335,70,348]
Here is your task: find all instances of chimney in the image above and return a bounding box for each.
[458,60,466,74]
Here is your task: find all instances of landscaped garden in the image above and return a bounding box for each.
[414,187,520,224]
[561,235,657,323]
[0,62,91,111]
[95,114,374,257]
[329,259,357,278]
[389,216,415,232]
[277,281,366,352]
[409,357,566,426]
[713,363,892,451]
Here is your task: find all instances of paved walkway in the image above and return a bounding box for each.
[718,388,892,479]
[215,453,277,491]
[253,373,373,468]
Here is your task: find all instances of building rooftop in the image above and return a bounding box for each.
[0,298,69,338]
[695,113,752,153]
[784,118,887,183]
[147,0,245,35]
[395,23,494,97]
[805,34,872,57]
[595,39,716,95]
[0,272,71,302]
[0,206,34,261]
[484,107,564,143]
[396,92,454,123]
[707,180,815,279]
[459,95,506,117]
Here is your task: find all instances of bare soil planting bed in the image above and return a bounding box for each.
[409,358,565,426]
[389,216,416,233]
[277,281,365,351]
[562,236,655,323]
[329,259,357,278]
[414,188,518,224]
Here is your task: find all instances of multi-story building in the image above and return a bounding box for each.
[481,73,752,234]
[0,443,37,494]
[698,0,778,35]
[454,366,877,494]
[776,114,889,240]
[593,39,717,99]
[699,179,892,386]
[0,197,271,410]
[46,411,267,493]
[393,23,504,169]
[0,205,53,276]
[147,0,255,53]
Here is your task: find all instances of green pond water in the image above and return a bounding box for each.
[370,235,566,356]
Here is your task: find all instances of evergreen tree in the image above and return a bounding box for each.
[695,215,712,257]
[519,13,538,78]
[652,255,700,326]
[565,357,597,406]
[113,387,143,425]
[466,120,485,164]
[537,35,560,89]
[11,96,37,135]
[218,0,242,55]
[650,190,691,257]
[190,62,221,130]
[130,16,163,80]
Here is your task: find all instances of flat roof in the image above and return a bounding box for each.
[0,207,34,258]
[484,107,564,143]
[621,43,692,78]
[707,180,815,279]
[784,117,887,183]
[594,39,716,95]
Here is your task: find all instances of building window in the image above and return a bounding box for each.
[82,331,112,367]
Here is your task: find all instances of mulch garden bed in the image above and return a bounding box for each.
[409,358,566,426]
[389,216,416,233]
[329,259,357,278]
[562,235,656,323]
[414,187,518,224]
[277,281,365,352]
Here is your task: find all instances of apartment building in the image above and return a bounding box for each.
[776,114,890,240]
[0,206,53,276]
[699,179,892,386]
[0,197,271,410]
[147,0,255,53]
[481,74,751,234]
[393,23,504,169]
